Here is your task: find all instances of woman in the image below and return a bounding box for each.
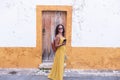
[48,24,66,80]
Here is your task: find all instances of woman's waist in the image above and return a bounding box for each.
[57,46,66,50]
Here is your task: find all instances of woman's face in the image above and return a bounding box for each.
[58,25,63,33]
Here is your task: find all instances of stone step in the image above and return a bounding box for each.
[39,62,66,70]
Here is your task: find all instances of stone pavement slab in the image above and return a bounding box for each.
[0,75,120,80]
[0,68,120,80]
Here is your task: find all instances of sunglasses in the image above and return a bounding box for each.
[58,28,63,30]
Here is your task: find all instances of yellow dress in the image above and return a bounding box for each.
[48,36,66,80]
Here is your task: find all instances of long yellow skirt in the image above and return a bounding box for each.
[48,45,66,80]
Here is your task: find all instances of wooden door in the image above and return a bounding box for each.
[42,11,66,62]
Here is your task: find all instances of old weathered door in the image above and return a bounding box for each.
[42,11,66,62]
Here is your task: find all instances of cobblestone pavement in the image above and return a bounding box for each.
[0,68,120,80]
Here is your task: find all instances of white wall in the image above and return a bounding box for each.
[72,0,120,47]
[0,0,120,47]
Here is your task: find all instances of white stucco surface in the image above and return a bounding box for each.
[0,0,120,47]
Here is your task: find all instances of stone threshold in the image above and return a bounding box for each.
[39,62,67,69]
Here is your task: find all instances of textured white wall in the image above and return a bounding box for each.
[0,0,120,47]
[72,0,120,47]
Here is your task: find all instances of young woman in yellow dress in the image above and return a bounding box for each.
[48,24,66,80]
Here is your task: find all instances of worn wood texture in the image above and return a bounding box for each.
[42,11,66,62]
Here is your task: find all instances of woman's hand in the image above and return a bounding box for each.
[58,42,66,47]
[62,42,66,45]
[59,42,66,47]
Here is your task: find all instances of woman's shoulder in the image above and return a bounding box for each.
[55,34,60,38]
[55,35,60,40]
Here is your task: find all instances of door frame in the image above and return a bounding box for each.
[36,5,72,63]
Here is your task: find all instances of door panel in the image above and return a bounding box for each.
[42,11,66,62]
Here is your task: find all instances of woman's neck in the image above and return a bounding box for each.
[58,32,62,36]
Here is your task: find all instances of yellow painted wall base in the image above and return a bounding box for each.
[66,47,120,70]
[0,47,120,70]
[0,48,41,68]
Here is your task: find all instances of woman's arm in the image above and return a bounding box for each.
[55,36,61,48]
[55,36,64,48]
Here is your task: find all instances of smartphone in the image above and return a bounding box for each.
[63,39,67,44]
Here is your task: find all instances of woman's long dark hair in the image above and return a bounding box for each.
[55,24,65,37]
